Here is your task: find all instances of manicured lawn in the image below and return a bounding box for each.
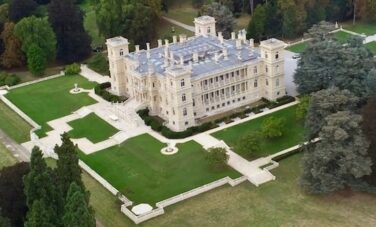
[0,143,17,170]
[0,100,32,143]
[5,75,97,137]
[212,105,305,160]
[344,22,376,36]
[365,41,376,54]
[68,113,118,143]
[79,134,240,205]
[286,42,308,53]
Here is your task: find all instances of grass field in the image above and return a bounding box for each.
[335,31,352,43]
[156,19,194,45]
[5,75,97,137]
[344,22,376,36]
[68,113,118,143]
[0,143,17,170]
[286,42,308,53]
[0,101,32,143]
[365,41,376,54]
[79,134,240,205]
[212,105,305,160]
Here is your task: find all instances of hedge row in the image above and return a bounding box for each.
[94,82,127,103]
[137,96,296,139]
[0,72,20,86]
[137,109,218,139]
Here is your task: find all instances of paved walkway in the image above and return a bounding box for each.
[0,129,30,162]
[162,16,195,33]
[80,64,111,84]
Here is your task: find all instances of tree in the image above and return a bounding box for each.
[261,116,285,139]
[55,133,84,198]
[294,35,376,97]
[0,22,25,68]
[63,183,95,227]
[0,209,10,227]
[23,147,59,225]
[235,132,261,158]
[48,0,91,63]
[278,0,307,38]
[304,21,335,42]
[366,69,376,95]
[300,111,372,193]
[206,147,229,170]
[25,200,55,227]
[95,0,124,38]
[26,44,47,76]
[305,88,358,140]
[14,16,56,61]
[296,95,310,121]
[0,162,30,227]
[365,0,376,22]
[200,2,235,38]
[247,4,266,41]
[9,0,37,22]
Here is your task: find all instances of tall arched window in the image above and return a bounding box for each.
[266,79,269,86]
[275,52,279,59]
[183,108,187,116]
[120,49,124,56]
[181,79,185,87]
[254,79,258,88]
[182,93,186,102]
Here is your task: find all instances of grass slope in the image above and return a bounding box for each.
[5,75,97,137]
[345,22,376,36]
[68,113,118,143]
[212,105,304,160]
[0,100,32,143]
[287,42,307,53]
[79,134,240,204]
[365,41,376,54]
[0,144,17,170]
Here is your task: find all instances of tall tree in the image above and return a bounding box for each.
[0,162,30,227]
[26,44,47,76]
[247,4,266,41]
[278,0,307,38]
[48,0,91,63]
[365,0,376,22]
[301,111,372,193]
[23,147,59,226]
[235,132,261,158]
[0,209,10,227]
[200,2,235,38]
[0,22,25,68]
[305,88,358,140]
[63,183,95,227]
[294,35,376,97]
[95,0,124,38]
[55,133,84,198]
[14,16,56,61]
[8,0,37,22]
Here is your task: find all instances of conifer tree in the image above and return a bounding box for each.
[48,0,91,63]
[63,183,95,227]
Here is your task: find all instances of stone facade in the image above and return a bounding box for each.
[107,16,286,132]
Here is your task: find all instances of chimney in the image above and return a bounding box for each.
[164,47,169,67]
[249,39,254,48]
[135,45,140,53]
[231,32,236,40]
[180,55,184,65]
[237,51,242,60]
[223,48,228,60]
[173,36,177,44]
[218,32,223,44]
[165,39,169,47]
[236,39,241,49]
[179,34,186,43]
[158,39,163,47]
[146,43,150,51]
[193,52,199,63]
[214,53,219,63]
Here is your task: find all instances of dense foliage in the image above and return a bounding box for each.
[206,147,229,170]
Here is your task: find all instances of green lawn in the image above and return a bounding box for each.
[165,1,198,26]
[335,31,352,43]
[344,22,376,36]
[286,42,308,53]
[0,100,32,143]
[0,143,17,170]
[212,105,305,160]
[365,41,376,54]
[79,134,240,205]
[5,75,97,137]
[68,113,118,143]
[156,19,194,45]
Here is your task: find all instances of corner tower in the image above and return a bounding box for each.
[106,37,129,96]
[260,38,286,101]
[194,16,216,37]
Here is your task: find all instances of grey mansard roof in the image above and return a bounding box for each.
[126,35,261,78]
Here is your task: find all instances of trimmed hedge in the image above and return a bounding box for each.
[94,82,127,102]
[137,96,296,139]
[137,109,217,139]
[0,72,20,86]
[64,63,81,75]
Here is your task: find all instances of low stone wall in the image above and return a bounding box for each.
[121,205,165,225]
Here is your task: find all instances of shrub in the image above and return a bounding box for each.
[206,147,229,170]
[0,72,20,86]
[94,82,127,102]
[64,63,81,75]
[261,116,285,139]
[235,132,262,158]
